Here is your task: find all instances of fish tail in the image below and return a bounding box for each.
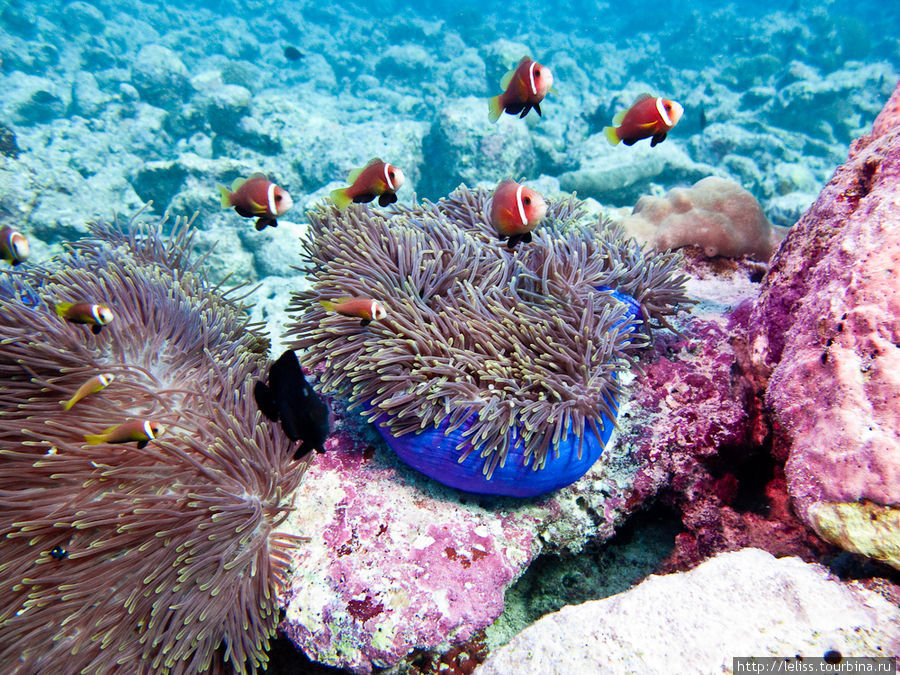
[603,126,621,146]
[329,188,352,210]
[319,300,336,312]
[54,302,73,318]
[61,397,76,411]
[218,185,233,208]
[84,433,105,445]
[488,95,503,123]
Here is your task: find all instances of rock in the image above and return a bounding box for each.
[747,80,900,570]
[621,177,785,261]
[377,44,433,83]
[70,72,111,118]
[766,191,818,228]
[201,83,253,135]
[248,275,307,357]
[131,44,191,111]
[420,96,535,199]
[443,48,487,97]
[239,218,308,277]
[475,549,900,675]
[1,73,68,126]
[61,1,106,34]
[0,125,19,158]
[559,137,716,207]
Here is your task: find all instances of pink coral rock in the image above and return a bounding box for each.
[747,79,900,569]
[622,176,785,260]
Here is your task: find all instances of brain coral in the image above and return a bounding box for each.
[286,187,691,496]
[622,176,785,261]
[0,214,308,673]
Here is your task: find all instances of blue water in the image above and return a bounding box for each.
[0,0,896,252]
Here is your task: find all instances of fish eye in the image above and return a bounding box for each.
[664,103,672,110]
[388,171,395,179]
[534,69,541,77]
[524,196,531,205]
[275,194,282,202]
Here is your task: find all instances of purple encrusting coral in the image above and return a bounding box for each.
[0,214,309,673]
[285,187,691,496]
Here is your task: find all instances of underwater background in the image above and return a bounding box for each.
[1,0,899,673]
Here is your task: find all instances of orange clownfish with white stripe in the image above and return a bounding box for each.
[218,173,294,231]
[604,94,684,147]
[487,180,547,249]
[55,302,114,335]
[1,225,29,265]
[330,158,405,210]
[489,56,554,123]
[320,297,387,326]
[84,419,165,450]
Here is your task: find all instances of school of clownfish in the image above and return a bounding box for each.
[0,55,684,458]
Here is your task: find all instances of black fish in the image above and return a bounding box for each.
[284,46,303,62]
[254,349,330,459]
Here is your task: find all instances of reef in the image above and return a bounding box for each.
[746,80,900,570]
[0,214,308,673]
[477,549,900,673]
[285,186,692,496]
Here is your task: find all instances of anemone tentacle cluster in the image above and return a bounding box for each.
[286,186,691,494]
[0,214,308,674]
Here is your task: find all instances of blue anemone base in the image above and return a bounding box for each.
[369,288,635,497]
[371,402,617,497]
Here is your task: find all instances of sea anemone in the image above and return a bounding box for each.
[286,186,690,497]
[0,213,308,673]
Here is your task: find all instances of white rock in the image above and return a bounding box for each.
[476,549,900,675]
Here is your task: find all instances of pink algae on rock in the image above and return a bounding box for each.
[747,79,900,569]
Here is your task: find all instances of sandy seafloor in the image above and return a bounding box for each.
[0,0,898,671]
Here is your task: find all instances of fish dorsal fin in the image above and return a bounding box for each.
[612,110,626,125]
[248,172,268,181]
[633,93,654,106]
[501,58,529,90]
[231,177,247,191]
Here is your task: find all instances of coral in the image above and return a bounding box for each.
[0,213,308,673]
[285,187,691,496]
[621,176,785,261]
[746,80,900,569]
[476,549,900,674]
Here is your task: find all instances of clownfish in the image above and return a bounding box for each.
[487,180,547,249]
[254,349,330,460]
[61,372,115,411]
[488,56,554,123]
[604,94,684,147]
[55,302,114,335]
[0,225,29,265]
[330,158,405,210]
[320,297,387,326]
[218,173,294,231]
[84,419,164,449]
